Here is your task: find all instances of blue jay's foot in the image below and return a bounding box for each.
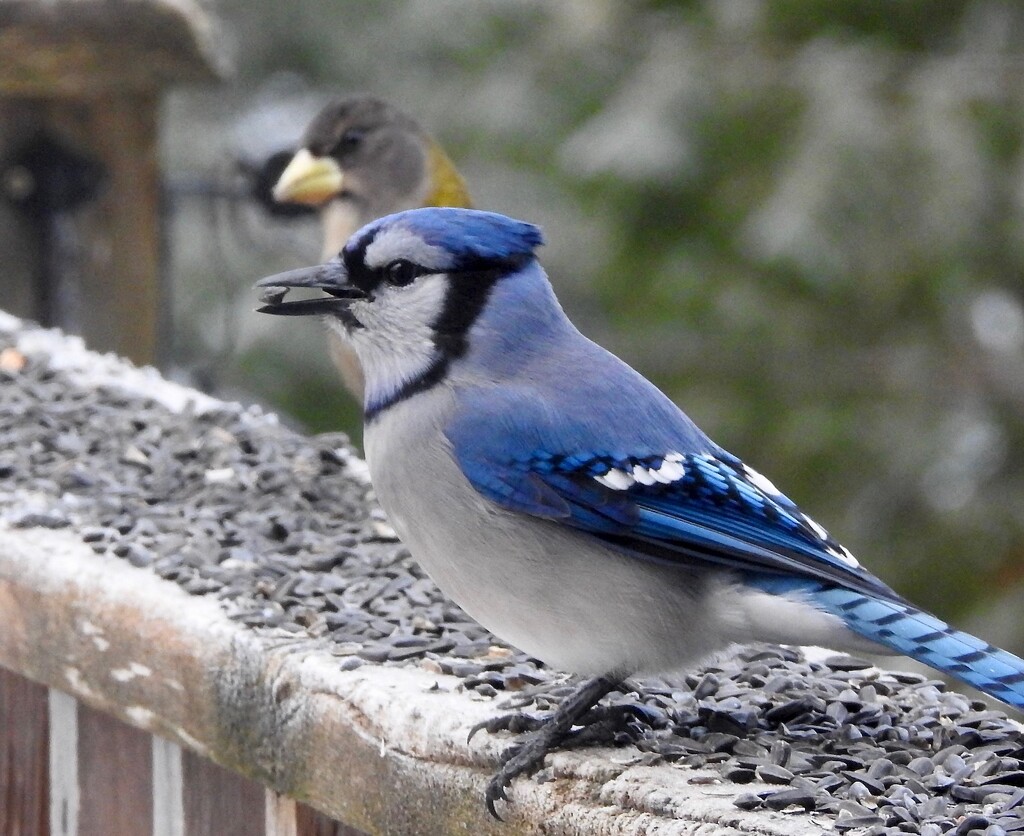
[471,675,623,820]
[468,699,659,750]
[565,701,665,746]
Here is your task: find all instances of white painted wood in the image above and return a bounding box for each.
[152,737,185,836]
[265,789,298,836]
[48,689,79,836]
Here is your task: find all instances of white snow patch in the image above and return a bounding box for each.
[78,620,110,650]
[64,666,100,700]
[7,316,225,415]
[125,706,157,728]
[111,662,153,682]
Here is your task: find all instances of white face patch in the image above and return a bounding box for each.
[364,226,455,273]
[337,274,450,407]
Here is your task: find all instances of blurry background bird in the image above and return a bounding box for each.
[271,95,472,397]
[273,95,472,259]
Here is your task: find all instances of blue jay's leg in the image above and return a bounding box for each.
[475,675,621,820]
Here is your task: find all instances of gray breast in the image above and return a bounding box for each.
[362,390,743,677]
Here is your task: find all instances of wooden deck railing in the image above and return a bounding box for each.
[3,310,1024,836]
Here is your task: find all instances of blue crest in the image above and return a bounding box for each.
[349,207,545,268]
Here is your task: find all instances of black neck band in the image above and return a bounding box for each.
[364,356,448,423]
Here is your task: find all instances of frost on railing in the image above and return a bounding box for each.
[2,312,1024,836]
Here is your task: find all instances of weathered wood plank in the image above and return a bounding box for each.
[182,748,265,836]
[77,703,152,836]
[0,667,48,836]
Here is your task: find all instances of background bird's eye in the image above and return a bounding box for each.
[384,259,420,287]
[335,129,364,154]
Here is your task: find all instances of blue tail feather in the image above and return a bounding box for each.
[809,586,1024,710]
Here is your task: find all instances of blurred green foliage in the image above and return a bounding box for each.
[167,0,1024,653]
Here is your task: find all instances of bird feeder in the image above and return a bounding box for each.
[0,0,220,365]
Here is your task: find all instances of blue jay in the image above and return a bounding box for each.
[257,207,1024,817]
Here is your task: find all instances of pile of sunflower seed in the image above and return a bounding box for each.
[2,324,1024,836]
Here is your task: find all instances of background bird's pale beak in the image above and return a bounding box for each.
[272,148,345,205]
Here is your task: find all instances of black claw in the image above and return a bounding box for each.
[485,777,510,820]
[467,718,490,744]
[576,701,664,740]
[470,675,624,817]
[600,701,666,728]
[468,711,547,744]
[565,716,641,749]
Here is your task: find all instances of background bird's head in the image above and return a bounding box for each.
[272,96,472,257]
[257,207,544,414]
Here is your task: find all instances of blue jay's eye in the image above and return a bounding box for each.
[384,259,421,287]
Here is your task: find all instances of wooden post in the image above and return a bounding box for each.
[0,668,48,835]
[180,750,265,836]
[77,704,153,836]
[0,0,220,365]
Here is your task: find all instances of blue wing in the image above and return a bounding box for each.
[447,391,902,604]
[446,386,1024,710]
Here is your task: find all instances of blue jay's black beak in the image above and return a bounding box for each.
[255,259,368,317]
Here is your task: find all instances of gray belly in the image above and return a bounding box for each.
[363,395,738,676]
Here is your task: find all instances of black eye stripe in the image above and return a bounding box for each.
[342,232,378,292]
[343,229,534,296]
[431,268,507,357]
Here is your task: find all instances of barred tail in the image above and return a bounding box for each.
[812,587,1024,711]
